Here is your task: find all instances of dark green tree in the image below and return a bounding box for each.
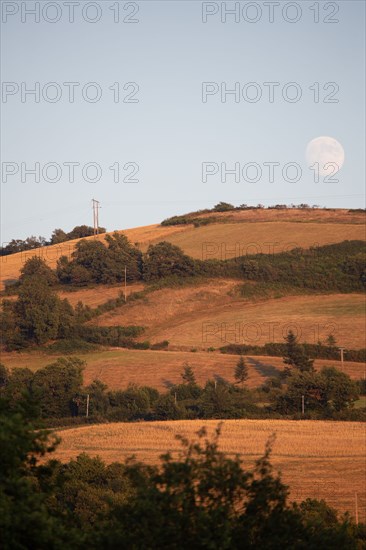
[0,301,24,350]
[19,256,57,286]
[153,394,183,420]
[32,357,85,418]
[143,241,196,281]
[15,277,61,345]
[67,225,105,240]
[0,364,9,391]
[181,363,197,385]
[326,333,337,348]
[213,201,235,212]
[320,366,359,412]
[85,379,110,417]
[0,399,76,549]
[234,356,248,385]
[58,298,76,339]
[50,228,68,244]
[276,367,358,416]
[283,330,314,375]
[71,239,111,283]
[104,232,142,282]
[2,368,35,412]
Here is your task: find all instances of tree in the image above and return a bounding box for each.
[0,364,9,391]
[213,201,235,212]
[15,278,61,345]
[71,239,111,283]
[153,394,183,420]
[234,356,248,385]
[67,225,105,240]
[276,371,327,415]
[181,363,196,385]
[85,380,109,416]
[58,299,76,338]
[326,334,337,348]
[0,399,75,548]
[275,367,358,416]
[104,232,142,282]
[50,228,68,244]
[143,241,196,281]
[0,300,24,350]
[283,330,314,375]
[19,256,57,286]
[320,366,359,412]
[2,368,35,412]
[32,357,85,418]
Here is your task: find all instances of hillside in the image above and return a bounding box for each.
[1,208,364,290]
[53,419,365,521]
[89,281,365,349]
[1,347,363,392]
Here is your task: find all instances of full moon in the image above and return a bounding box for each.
[306,136,345,177]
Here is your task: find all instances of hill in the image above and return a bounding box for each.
[52,419,365,521]
[1,208,364,290]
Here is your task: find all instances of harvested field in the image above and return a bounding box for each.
[53,419,366,521]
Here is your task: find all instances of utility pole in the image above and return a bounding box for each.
[301,395,305,415]
[339,347,345,368]
[86,394,90,417]
[92,199,100,237]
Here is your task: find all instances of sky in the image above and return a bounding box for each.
[1,0,365,243]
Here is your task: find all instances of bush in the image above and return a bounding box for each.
[150,340,169,350]
[44,338,100,354]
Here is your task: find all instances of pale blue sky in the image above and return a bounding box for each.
[1,0,365,242]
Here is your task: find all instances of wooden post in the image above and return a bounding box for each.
[86,394,90,417]
[355,492,359,525]
[301,395,305,415]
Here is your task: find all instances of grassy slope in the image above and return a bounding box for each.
[90,280,366,348]
[52,419,366,521]
[153,221,365,260]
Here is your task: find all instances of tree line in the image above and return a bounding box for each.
[1,335,364,424]
[0,224,106,256]
[4,233,365,291]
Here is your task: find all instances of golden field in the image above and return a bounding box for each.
[91,282,366,349]
[154,221,365,260]
[53,419,366,521]
[1,348,363,392]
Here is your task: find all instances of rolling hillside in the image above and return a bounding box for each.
[1,208,364,289]
[1,207,365,389]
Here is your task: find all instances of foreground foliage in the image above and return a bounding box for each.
[0,402,364,549]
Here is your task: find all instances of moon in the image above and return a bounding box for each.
[306,136,345,177]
